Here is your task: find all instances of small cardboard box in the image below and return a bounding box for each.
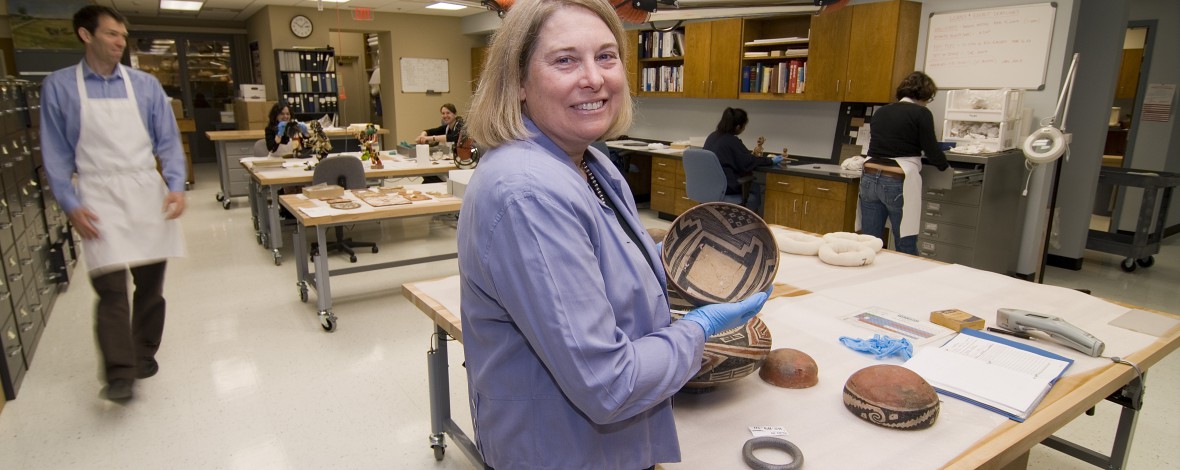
[930,309,985,332]
[233,99,276,127]
[169,98,183,118]
[302,184,344,200]
[239,84,266,101]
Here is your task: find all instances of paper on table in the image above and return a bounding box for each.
[905,330,1071,420]
[299,206,334,218]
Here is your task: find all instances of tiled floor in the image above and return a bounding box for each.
[0,162,1175,469]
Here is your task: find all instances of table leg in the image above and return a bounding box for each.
[428,325,451,460]
[294,221,309,303]
[249,178,261,237]
[313,224,336,331]
[267,185,283,265]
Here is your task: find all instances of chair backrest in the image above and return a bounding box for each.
[313,155,367,190]
[682,148,728,203]
[252,139,269,157]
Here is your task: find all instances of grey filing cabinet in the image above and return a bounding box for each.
[215,138,257,209]
[917,150,1025,275]
[0,78,75,400]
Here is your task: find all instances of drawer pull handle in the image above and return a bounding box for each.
[816,187,831,192]
[7,346,21,358]
[0,292,9,301]
[776,181,790,186]
[19,322,34,333]
[9,273,23,282]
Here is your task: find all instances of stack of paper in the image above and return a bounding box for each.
[904,329,1073,421]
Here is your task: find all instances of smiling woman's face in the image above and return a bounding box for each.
[520,6,624,157]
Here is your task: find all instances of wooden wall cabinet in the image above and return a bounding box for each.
[764,173,858,234]
[684,19,743,99]
[801,0,920,103]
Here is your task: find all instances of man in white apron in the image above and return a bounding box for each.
[858,71,949,255]
[40,6,187,402]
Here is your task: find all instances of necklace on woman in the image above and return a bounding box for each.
[580,158,607,205]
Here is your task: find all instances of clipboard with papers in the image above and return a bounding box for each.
[904,328,1074,422]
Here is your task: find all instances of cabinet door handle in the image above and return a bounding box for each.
[816,187,831,192]
[803,201,810,215]
[0,292,9,302]
[792,200,798,213]
[848,80,852,94]
[776,181,790,186]
[836,80,840,94]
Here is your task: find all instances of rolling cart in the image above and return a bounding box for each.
[1085,167,1180,272]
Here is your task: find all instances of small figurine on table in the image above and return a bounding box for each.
[356,123,383,168]
[306,121,333,160]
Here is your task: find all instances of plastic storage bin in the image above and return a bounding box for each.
[943,119,1019,152]
[945,89,1024,122]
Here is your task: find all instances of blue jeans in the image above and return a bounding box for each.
[859,173,917,255]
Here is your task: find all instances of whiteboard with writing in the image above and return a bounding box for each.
[400,57,449,93]
[924,3,1057,90]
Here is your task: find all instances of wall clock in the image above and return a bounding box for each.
[290,15,313,39]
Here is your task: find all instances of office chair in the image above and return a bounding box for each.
[682,148,743,205]
[252,139,269,157]
[310,155,379,263]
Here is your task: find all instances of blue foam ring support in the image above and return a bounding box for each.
[742,436,803,470]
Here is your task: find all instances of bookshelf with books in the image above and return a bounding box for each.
[274,48,339,121]
[636,27,686,95]
[739,16,812,100]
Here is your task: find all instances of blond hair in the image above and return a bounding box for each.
[467,0,633,149]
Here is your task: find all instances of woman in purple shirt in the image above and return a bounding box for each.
[457,0,769,468]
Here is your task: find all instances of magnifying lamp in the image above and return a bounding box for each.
[1022,126,1068,164]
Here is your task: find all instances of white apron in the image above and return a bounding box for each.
[270,139,295,158]
[894,156,923,238]
[74,64,185,273]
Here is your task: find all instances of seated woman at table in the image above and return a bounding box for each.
[415,103,463,183]
[703,107,781,213]
[264,102,308,158]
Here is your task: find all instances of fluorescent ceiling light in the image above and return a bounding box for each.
[160,0,204,11]
[311,0,351,3]
[426,2,467,10]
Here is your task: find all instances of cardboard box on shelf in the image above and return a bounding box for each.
[233,100,276,128]
[239,84,266,101]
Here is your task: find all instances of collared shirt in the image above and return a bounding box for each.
[456,119,706,469]
[40,60,186,213]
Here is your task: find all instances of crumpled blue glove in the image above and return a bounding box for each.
[297,121,309,136]
[682,288,771,337]
[838,334,914,360]
[276,121,287,135]
[771,155,783,165]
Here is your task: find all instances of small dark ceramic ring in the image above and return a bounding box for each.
[742,436,804,470]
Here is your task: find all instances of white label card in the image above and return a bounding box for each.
[749,426,790,437]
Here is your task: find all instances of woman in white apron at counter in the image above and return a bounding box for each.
[858,71,950,255]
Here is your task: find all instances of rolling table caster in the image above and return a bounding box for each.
[222,199,231,210]
[1120,256,1154,273]
[216,192,224,202]
[298,281,309,302]
[185,182,193,190]
[318,310,337,332]
[273,250,282,266]
[430,434,446,461]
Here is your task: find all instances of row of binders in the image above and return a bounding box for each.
[277,50,335,72]
[282,72,338,94]
[640,65,683,93]
[281,94,339,115]
[638,30,684,59]
[741,59,807,94]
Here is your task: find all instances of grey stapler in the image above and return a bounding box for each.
[996,308,1105,357]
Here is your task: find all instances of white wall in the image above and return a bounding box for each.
[629,97,841,159]
[1118,0,1180,233]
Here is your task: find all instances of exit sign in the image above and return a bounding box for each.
[353,7,373,21]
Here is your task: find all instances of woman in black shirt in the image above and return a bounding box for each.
[415,103,463,183]
[703,107,781,212]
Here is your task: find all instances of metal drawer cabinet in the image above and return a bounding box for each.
[16,285,44,364]
[1,314,26,400]
[917,238,975,265]
[921,200,980,228]
[919,220,978,249]
[922,183,982,206]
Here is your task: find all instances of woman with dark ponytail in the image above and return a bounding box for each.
[703,107,781,212]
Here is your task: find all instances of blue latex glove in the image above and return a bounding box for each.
[276,121,287,136]
[297,122,309,136]
[839,334,914,360]
[682,288,771,337]
[771,155,783,165]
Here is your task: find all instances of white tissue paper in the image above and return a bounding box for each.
[415,144,430,160]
